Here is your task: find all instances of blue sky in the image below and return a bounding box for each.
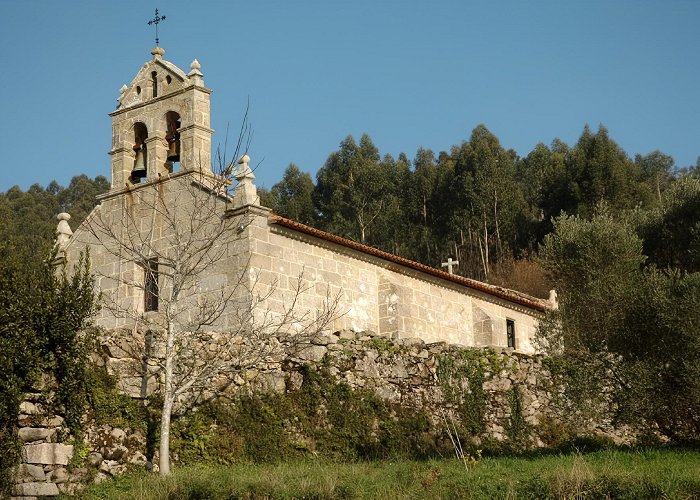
[1,0,698,192]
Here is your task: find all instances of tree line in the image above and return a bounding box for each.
[263,124,698,296]
[2,125,698,298]
[0,174,110,252]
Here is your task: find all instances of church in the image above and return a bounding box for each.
[56,47,553,355]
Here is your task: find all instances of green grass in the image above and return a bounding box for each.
[78,448,700,499]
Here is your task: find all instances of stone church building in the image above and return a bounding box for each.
[57,47,552,355]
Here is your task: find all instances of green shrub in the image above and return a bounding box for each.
[0,247,96,495]
[86,366,148,431]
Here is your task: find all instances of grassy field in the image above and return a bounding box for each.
[79,448,700,499]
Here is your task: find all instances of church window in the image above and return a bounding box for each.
[136,85,142,95]
[166,75,172,85]
[145,258,159,312]
[151,71,158,98]
[506,319,516,349]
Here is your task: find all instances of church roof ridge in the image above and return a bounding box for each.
[268,214,550,312]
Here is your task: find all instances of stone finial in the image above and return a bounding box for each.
[151,46,165,59]
[55,213,73,253]
[548,289,558,310]
[188,58,204,84]
[233,155,260,207]
[235,155,254,179]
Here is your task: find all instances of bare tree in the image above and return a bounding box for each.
[84,148,339,474]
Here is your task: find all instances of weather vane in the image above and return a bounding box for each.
[147,8,166,46]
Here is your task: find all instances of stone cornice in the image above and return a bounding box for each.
[178,123,214,134]
[97,169,225,202]
[109,85,212,117]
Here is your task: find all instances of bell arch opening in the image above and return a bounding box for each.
[132,122,148,183]
[165,111,181,172]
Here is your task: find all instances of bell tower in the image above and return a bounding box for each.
[108,47,213,189]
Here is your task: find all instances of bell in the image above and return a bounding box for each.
[132,145,147,179]
[165,133,180,162]
[166,138,180,162]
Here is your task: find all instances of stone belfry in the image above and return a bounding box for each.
[108,47,213,189]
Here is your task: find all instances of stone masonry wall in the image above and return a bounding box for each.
[248,216,541,353]
[107,328,559,446]
[98,328,554,438]
[12,394,72,498]
[274,329,553,443]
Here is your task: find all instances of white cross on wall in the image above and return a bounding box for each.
[441,257,459,274]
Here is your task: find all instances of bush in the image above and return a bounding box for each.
[0,245,96,495]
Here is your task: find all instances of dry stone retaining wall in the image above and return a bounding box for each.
[280,329,554,444]
[13,329,611,497]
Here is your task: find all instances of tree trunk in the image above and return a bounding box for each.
[493,190,502,264]
[159,320,176,475]
[481,215,490,280]
[159,394,173,475]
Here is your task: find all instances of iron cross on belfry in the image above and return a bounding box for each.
[147,9,166,46]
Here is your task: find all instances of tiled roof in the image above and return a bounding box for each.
[269,214,549,313]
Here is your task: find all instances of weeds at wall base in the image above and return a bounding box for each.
[79,449,700,500]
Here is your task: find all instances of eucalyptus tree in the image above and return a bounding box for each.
[269,163,317,225]
[563,125,642,216]
[402,147,439,264]
[518,142,567,237]
[634,150,675,204]
[368,152,410,255]
[314,134,390,245]
[441,125,525,281]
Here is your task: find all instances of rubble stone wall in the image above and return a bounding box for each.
[14,330,593,497]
